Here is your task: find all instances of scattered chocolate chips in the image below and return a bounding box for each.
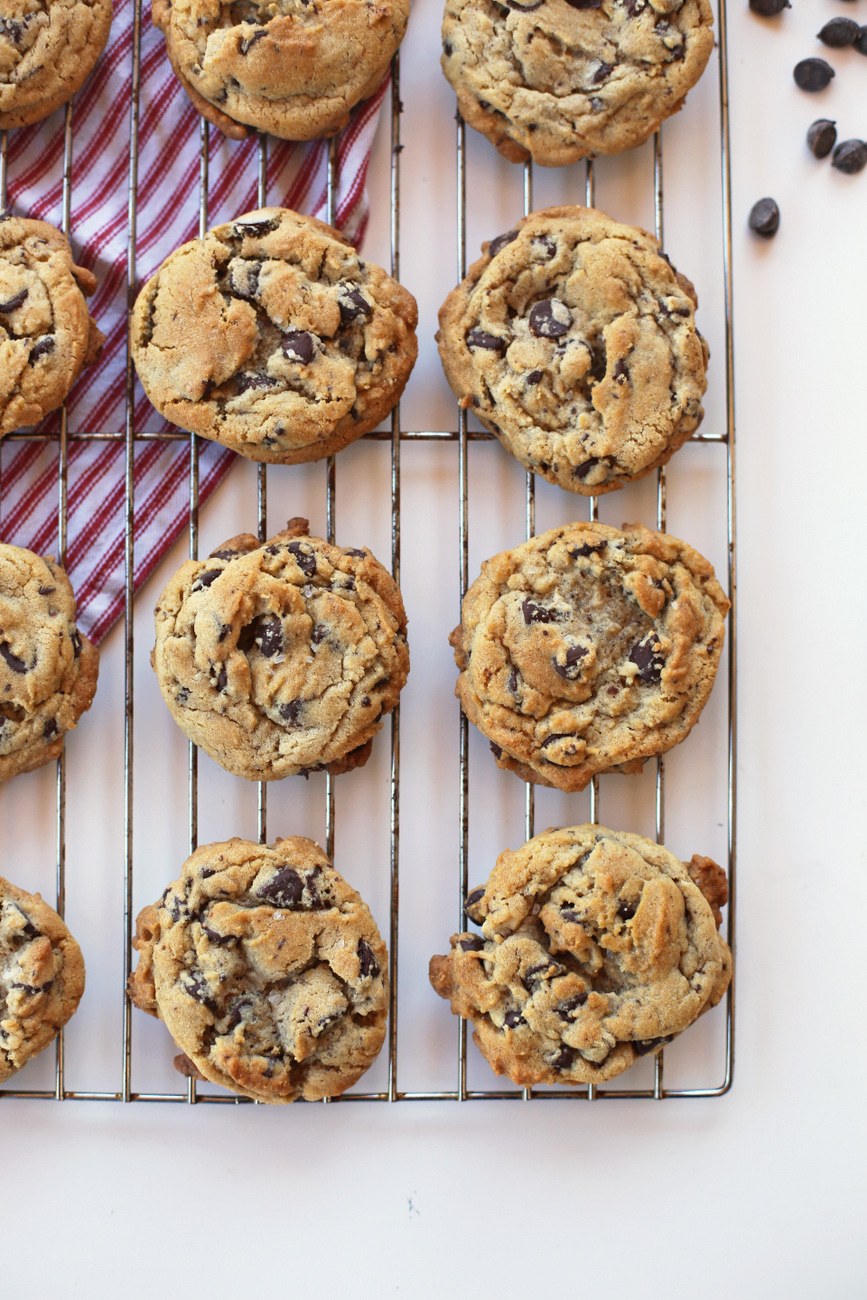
[281,330,316,364]
[747,0,789,13]
[831,139,867,174]
[748,197,780,237]
[528,298,572,339]
[488,228,519,257]
[807,119,837,158]
[466,328,506,353]
[793,58,835,92]
[817,17,859,48]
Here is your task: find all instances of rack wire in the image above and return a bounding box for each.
[0,0,736,1104]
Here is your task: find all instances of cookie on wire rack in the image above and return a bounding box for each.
[0,0,113,131]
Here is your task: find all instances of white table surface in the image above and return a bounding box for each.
[3,1,866,1294]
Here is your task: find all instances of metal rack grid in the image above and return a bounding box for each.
[0,0,736,1104]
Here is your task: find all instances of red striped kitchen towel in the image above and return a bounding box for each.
[0,0,390,644]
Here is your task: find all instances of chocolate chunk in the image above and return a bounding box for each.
[617,900,636,920]
[522,598,561,624]
[238,614,283,657]
[748,0,788,12]
[466,328,506,353]
[215,666,227,691]
[458,935,484,951]
[503,1009,525,1028]
[226,996,253,1029]
[37,585,56,595]
[748,198,780,238]
[338,284,372,323]
[629,634,664,682]
[550,1045,575,1071]
[0,288,28,314]
[831,139,867,175]
[574,457,601,481]
[565,0,601,8]
[257,867,304,908]
[358,938,380,978]
[229,260,261,299]
[0,642,28,673]
[557,992,588,1017]
[553,644,588,679]
[507,0,545,8]
[592,61,613,83]
[43,719,58,739]
[488,229,520,257]
[613,358,630,382]
[818,17,858,47]
[523,959,563,988]
[182,972,217,1009]
[531,234,557,259]
[239,26,266,53]
[856,26,867,56]
[807,119,837,158]
[281,330,316,364]
[528,298,572,338]
[191,568,222,591]
[235,372,278,395]
[464,887,485,918]
[633,1035,673,1056]
[29,336,55,363]
[278,699,303,725]
[525,370,543,385]
[286,541,316,576]
[793,58,835,92]
[569,539,606,557]
[343,548,367,558]
[231,218,278,239]
[311,624,326,645]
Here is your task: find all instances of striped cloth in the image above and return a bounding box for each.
[1,0,389,644]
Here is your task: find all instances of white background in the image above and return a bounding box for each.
[3,0,867,1294]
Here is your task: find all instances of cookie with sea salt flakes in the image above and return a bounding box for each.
[0,875,86,1082]
[0,0,113,131]
[0,214,104,437]
[429,825,731,1087]
[437,206,708,495]
[130,207,417,464]
[153,0,409,143]
[450,521,728,791]
[129,837,389,1103]
[152,518,409,781]
[441,0,714,168]
[0,543,99,783]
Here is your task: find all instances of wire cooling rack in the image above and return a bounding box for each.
[0,0,736,1104]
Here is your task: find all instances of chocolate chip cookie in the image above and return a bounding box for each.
[0,875,86,1082]
[450,521,728,791]
[0,214,104,437]
[438,206,708,495]
[429,824,731,1087]
[129,837,389,1103]
[441,0,714,167]
[131,207,418,464]
[0,0,113,131]
[153,0,408,143]
[0,543,99,783]
[153,519,409,781]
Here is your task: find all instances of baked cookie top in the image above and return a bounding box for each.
[154,0,409,142]
[0,0,113,131]
[441,0,714,167]
[429,824,731,1087]
[153,519,409,781]
[451,521,729,791]
[0,543,99,783]
[0,874,86,1082]
[129,837,389,1103]
[438,206,708,495]
[131,208,418,464]
[0,214,104,437]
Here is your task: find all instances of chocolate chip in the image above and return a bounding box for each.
[226,996,253,1029]
[231,218,278,239]
[506,0,545,8]
[458,935,484,952]
[0,288,27,314]
[617,900,636,920]
[550,1045,575,1071]
[176,687,190,705]
[612,358,630,382]
[557,992,588,1017]
[443,37,453,55]
[278,699,303,725]
[338,284,372,323]
[464,887,485,919]
[229,260,261,299]
[793,58,835,92]
[817,17,859,47]
[238,614,283,657]
[29,337,55,363]
[592,61,613,83]
[528,298,572,339]
[856,27,867,56]
[503,1009,525,1028]
[239,26,266,53]
[43,719,58,739]
[629,635,664,682]
[508,667,519,694]
[748,197,780,238]
[202,924,235,947]
[344,548,367,558]
[553,644,588,680]
[633,1035,673,1056]
[286,541,316,576]
[488,228,519,257]
[832,139,867,174]
[257,867,304,907]
[311,624,326,645]
[574,457,601,481]
[6,902,39,938]
[71,630,81,658]
[281,330,316,364]
[569,540,606,557]
[0,642,28,673]
[37,585,55,595]
[235,372,278,394]
[806,119,837,159]
[182,972,217,1009]
[748,0,788,12]
[466,328,506,353]
[191,568,222,591]
[523,959,563,988]
[525,370,543,385]
[215,666,227,691]
[531,234,557,259]
[358,939,380,978]
[560,907,579,922]
[564,0,601,7]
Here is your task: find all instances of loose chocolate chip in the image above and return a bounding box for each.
[191,568,222,591]
[29,336,55,363]
[553,644,588,680]
[522,598,561,624]
[629,635,664,682]
[856,27,867,57]
[458,935,484,951]
[633,1034,674,1056]
[43,719,58,739]
[466,328,506,353]
[358,938,380,978]
[231,218,278,239]
[488,228,519,258]
[0,288,28,314]
[239,26,266,53]
[278,699,303,725]
[748,0,789,13]
[258,866,305,907]
[281,330,316,364]
[528,298,572,339]
[748,197,780,237]
[0,642,28,673]
[793,58,835,92]
[818,17,859,47]
[338,284,372,324]
[286,541,316,576]
[832,139,867,174]
[807,119,837,159]
[550,1045,575,1071]
[525,370,543,385]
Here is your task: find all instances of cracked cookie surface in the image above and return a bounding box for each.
[0,214,104,436]
[429,824,731,1087]
[154,0,409,142]
[0,543,99,782]
[0,0,112,130]
[450,521,728,791]
[442,0,713,167]
[129,837,389,1103]
[438,206,708,495]
[131,207,418,464]
[153,519,409,781]
[0,875,86,1081]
